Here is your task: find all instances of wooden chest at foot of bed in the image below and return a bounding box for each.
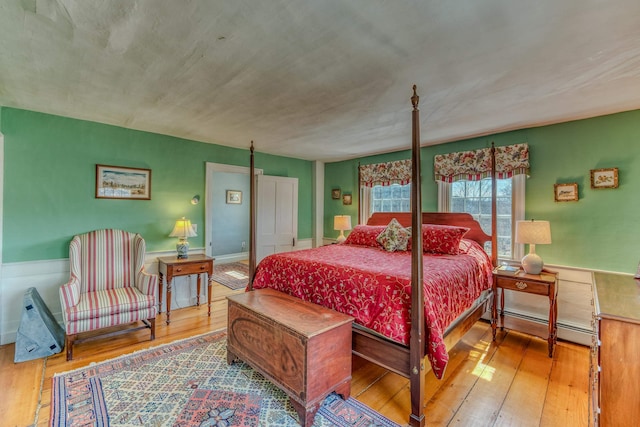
[226,288,354,427]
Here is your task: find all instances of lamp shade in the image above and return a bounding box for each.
[333,215,351,244]
[333,215,352,231]
[515,220,551,244]
[169,217,197,238]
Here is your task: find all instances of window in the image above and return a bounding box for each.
[361,183,411,224]
[371,183,411,213]
[433,143,529,261]
[440,175,525,261]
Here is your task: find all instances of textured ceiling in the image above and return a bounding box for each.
[1,1,640,162]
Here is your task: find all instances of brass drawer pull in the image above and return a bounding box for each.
[515,281,528,290]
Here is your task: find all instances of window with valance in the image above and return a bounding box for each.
[359,159,412,224]
[434,143,529,260]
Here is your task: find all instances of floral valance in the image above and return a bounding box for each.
[359,159,412,187]
[433,143,529,183]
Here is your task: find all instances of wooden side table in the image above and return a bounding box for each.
[157,254,214,325]
[491,267,559,357]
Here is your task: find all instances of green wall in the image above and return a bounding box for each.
[325,110,640,274]
[0,107,313,263]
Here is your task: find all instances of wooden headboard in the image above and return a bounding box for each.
[366,212,491,247]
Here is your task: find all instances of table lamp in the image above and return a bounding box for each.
[170,217,197,259]
[334,215,352,243]
[515,220,551,274]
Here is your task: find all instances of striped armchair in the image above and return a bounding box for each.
[59,229,158,360]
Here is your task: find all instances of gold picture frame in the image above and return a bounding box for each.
[342,194,352,205]
[95,164,151,200]
[590,167,619,189]
[331,189,341,199]
[554,183,578,202]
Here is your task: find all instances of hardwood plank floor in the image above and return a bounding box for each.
[1,282,589,427]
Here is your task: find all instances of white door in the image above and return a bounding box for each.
[256,175,298,263]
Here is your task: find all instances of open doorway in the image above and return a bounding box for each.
[205,163,262,295]
[205,163,262,263]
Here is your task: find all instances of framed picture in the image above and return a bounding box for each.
[342,194,352,205]
[226,190,242,204]
[331,189,341,199]
[96,164,151,200]
[591,167,619,189]
[554,183,579,202]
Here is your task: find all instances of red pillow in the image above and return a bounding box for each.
[343,225,385,248]
[407,224,469,255]
[417,224,470,255]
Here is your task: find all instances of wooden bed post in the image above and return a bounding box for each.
[248,141,256,291]
[409,85,426,427]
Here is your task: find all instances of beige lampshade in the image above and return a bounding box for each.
[169,217,197,238]
[515,220,551,244]
[334,215,351,244]
[333,215,352,231]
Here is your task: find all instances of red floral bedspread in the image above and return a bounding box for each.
[252,240,493,379]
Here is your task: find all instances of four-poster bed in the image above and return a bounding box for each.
[244,87,498,427]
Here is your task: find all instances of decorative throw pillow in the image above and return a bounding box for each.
[421,224,470,255]
[376,218,411,252]
[343,225,385,247]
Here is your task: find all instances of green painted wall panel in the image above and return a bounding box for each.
[1,108,313,263]
[325,110,640,274]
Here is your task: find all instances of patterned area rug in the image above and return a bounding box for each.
[211,262,249,290]
[50,331,400,426]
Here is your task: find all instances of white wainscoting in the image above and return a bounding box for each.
[1,250,594,346]
[213,238,313,264]
[0,240,314,345]
[1,258,70,345]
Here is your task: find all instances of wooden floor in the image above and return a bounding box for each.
[1,282,590,427]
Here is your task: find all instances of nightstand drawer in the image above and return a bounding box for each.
[495,276,549,296]
[171,262,211,275]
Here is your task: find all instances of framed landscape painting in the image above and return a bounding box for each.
[96,164,151,200]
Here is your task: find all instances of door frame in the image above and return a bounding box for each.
[205,162,263,258]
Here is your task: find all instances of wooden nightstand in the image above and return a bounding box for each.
[157,255,214,325]
[491,267,559,357]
